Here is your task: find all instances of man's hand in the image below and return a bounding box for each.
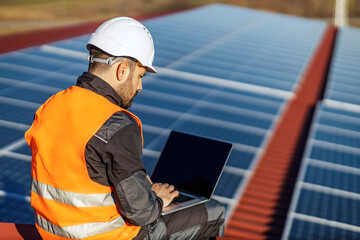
[151,183,179,209]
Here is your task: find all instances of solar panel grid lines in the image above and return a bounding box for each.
[324,27,360,106]
[301,181,360,200]
[308,158,360,176]
[294,190,360,229]
[0,76,62,94]
[1,139,28,152]
[0,62,80,87]
[0,60,67,77]
[283,101,360,239]
[147,4,327,95]
[291,213,360,238]
[164,14,275,70]
[39,44,88,61]
[143,81,283,116]
[323,99,360,116]
[0,50,80,70]
[327,82,360,99]
[133,102,270,137]
[327,90,360,106]
[0,151,31,163]
[156,67,295,99]
[0,150,32,224]
[139,87,277,131]
[0,4,338,237]
[318,108,360,129]
[331,62,360,76]
[0,190,30,203]
[225,23,336,239]
[313,129,360,150]
[315,124,360,139]
[311,139,360,160]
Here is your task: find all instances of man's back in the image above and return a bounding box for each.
[26,85,143,239]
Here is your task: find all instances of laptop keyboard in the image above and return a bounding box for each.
[172,194,194,204]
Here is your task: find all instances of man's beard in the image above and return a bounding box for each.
[122,90,138,109]
[117,73,138,109]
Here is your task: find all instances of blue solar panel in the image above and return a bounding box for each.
[0,127,25,149]
[310,145,360,169]
[0,103,35,125]
[314,129,360,148]
[283,26,360,239]
[0,4,328,225]
[149,10,326,92]
[284,103,360,239]
[321,104,360,118]
[12,142,32,156]
[296,189,359,226]
[0,156,32,224]
[214,173,243,198]
[325,27,360,105]
[226,148,255,169]
[0,195,33,224]
[0,157,31,196]
[304,165,360,194]
[317,112,360,132]
[289,219,360,240]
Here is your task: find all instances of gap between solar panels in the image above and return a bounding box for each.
[0,137,32,204]
[307,158,360,176]
[324,99,360,114]
[291,213,360,234]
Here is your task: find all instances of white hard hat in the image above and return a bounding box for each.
[87,17,157,73]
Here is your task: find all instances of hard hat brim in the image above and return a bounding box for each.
[146,65,157,74]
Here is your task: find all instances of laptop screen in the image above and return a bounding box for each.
[151,131,232,199]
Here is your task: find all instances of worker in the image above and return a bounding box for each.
[25,17,225,240]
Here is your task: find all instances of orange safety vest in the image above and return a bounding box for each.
[25,86,142,240]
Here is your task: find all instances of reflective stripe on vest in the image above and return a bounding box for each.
[32,178,115,207]
[35,212,126,239]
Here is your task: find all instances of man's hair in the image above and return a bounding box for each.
[88,46,136,74]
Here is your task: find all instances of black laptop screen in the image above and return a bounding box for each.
[151,131,232,199]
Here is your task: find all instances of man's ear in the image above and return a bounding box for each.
[116,60,130,82]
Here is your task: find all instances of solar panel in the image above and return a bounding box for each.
[0,3,327,225]
[324,27,360,107]
[283,26,360,239]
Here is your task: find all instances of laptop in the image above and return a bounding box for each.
[151,131,233,215]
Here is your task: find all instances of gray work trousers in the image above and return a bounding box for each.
[133,199,225,240]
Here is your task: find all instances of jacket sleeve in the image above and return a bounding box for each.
[103,123,163,226]
[103,124,146,182]
[115,170,163,226]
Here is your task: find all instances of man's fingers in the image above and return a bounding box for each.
[151,183,162,193]
[151,183,179,208]
[172,190,179,198]
[152,183,178,199]
[167,184,175,192]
